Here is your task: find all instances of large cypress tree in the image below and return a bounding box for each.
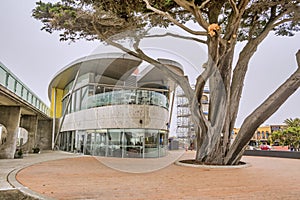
[33,0,300,165]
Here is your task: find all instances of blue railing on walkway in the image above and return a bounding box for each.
[0,61,50,116]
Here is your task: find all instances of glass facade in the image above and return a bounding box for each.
[58,129,168,158]
[85,88,168,109]
[57,71,171,158]
[61,72,169,114]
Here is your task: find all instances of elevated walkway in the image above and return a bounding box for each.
[0,62,50,118]
[0,62,52,159]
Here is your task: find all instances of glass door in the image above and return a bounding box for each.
[107,129,122,157]
[123,129,144,158]
[159,130,168,157]
[93,130,107,156]
[145,129,159,158]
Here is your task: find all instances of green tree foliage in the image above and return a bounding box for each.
[284,118,300,127]
[33,0,300,164]
[271,118,300,150]
[32,1,300,41]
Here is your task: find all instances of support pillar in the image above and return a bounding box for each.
[0,106,21,159]
[20,115,38,153]
[36,119,53,150]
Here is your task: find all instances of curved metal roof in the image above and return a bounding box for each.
[48,53,142,99]
[48,52,184,100]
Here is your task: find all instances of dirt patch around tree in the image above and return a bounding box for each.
[177,159,249,169]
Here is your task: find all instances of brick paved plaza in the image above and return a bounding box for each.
[1,151,299,200]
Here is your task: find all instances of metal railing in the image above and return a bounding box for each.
[84,89,169,110]
[0,62,50,116]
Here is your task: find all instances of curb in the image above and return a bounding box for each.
[5,151,84,200]
[174,160,251,169]
[7,167,55,200]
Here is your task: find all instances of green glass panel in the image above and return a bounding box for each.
[0,67,7,86]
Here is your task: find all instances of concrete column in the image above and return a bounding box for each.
[20,115,38,153]
[36,119,54,150]
[0,106,21,159]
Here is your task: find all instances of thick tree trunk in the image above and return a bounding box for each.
[195,127,223,164]
[194,54,228,164]
[195,50,300,165]
[225,50,300,165]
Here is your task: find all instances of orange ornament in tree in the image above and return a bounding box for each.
[208,23,220,37]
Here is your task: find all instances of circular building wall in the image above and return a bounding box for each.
[50,52,183,158]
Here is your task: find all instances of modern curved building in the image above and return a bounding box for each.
[49,52,183,158]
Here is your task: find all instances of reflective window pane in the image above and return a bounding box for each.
[107,129,122,157]
[0,67,7,86]
[7,76,15,91]
[93,131,107,156]
[15,82,22,96]
[123,129,144,158]
[145,129,159,158]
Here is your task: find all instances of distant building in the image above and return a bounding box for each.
[233,125,287,146]
[49,52,183,158]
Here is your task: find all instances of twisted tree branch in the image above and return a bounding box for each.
[143,0,207,36]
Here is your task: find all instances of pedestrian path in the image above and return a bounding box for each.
[0,149,187,199]
[0,151,82,192]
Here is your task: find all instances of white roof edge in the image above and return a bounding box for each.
[51,52,141,82]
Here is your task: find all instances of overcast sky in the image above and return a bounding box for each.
[0,0,299,128]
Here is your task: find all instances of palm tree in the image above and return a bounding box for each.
[283,118,300,128]
[276,118,300,151]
